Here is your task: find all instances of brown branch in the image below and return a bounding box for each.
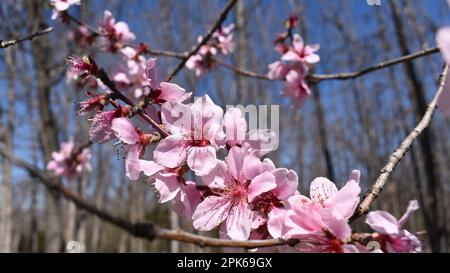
[165,0,238,81]
[308,47,440,82]
[214,59,272,80]
[146,48,187,59]
[215,47,440,83]
[350,65,449,222]
[0,27,53,49]
[1,146,378,249]
[0,147,299,248]
[96,68,170,138]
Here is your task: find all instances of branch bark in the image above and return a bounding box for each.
[350,65,449,222]
[0,27,53,49]
[165,0,238,81]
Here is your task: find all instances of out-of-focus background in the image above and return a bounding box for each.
[0,0,449,252]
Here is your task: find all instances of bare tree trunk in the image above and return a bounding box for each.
[235,0,246,104]
[26,0,64,252]
[298,3,335,180]
[390,0,443,252]
[91,147,108,252]
[0,47,15,253]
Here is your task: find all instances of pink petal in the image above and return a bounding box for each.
[223,108,247,146]
[225,146,247,181]
[192,196,231,231]
[242,153,275,180]
[292,34,304,52]
[161,101,192,135]
[267,207,289,238]
[192,95,223,130]
[436,27,450,64]
[145,57,159,89]
[309,177,338,204]
[281,51,300,62]
[246,129,277,156]
[159,82,191,103]
[271,168,298,200]
[125,144,143,180]
[325,180,361,220]
[154,172,180,203]
[111,118,140,145]
[153,134,188,168]
[398,200,419,227]
[186,146,217,176]
[89,111,116,143]
[248,171,277,203]
[173,181,202,219]
[138,160,164,176]
[320,208,352,240]
[286,205,322,236]
[225,201,252,240]
[304,54,320,64]
[347,169,361,184]
[366,210,400,236]
[267,61,290,80]
[200,160,231,189]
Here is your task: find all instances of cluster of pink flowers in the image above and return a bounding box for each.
[53,4,424,252]
[186,24,235,76]
[63,9,157,100]
[66,53,421,252]
[47,138,92,178]
[268,16,320,107]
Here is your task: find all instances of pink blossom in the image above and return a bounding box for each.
[283,67,311,108]
[221,107,277,156]
[267,170,361,253]
[186,53,214,77]
[154,95,223,176]
[281,34,320,65]
[267,61,290,80]
[99,10,136,52]
[145,58,192,104]
[66,55,100,78]
[186,37,218,76]
[366,200,422,253]
[111,118,157,180]
[192,146,298,240]
[213,24,235,55]
[436,27,450,117]
[139,160,201,218]
[89,109,122,143]
[77,92,107,116]
[47,138,92,178]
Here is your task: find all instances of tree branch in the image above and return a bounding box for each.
[309,47,440,82]
[0,27,53,49]
[0,147,298,248]
[213,47,440,83]
[350,65,449,222]
[165,0,238,81]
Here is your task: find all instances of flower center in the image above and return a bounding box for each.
[250,191,283,217]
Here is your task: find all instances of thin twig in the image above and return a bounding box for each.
[308,47,440,82]
[1,27,53,49]
[350,65,449,222]
[215,47,440,83]
[97,68,170,137]
[165,0,238,81]
[214,59,272,80]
